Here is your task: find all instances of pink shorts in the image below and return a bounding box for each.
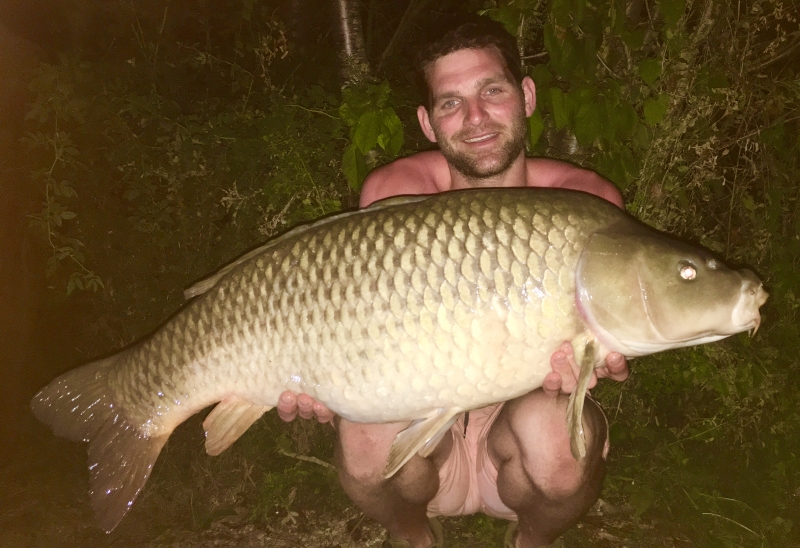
[426,403,517,520]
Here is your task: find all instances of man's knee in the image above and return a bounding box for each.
[493,391,608,500]
[335,418,441,507]
[335,419,398,484]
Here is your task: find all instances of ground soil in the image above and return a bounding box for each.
[1,407,701,548]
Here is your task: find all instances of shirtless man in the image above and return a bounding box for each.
[278,14,629,548]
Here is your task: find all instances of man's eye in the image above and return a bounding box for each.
[441,99,459,109]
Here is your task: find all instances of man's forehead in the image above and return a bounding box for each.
[426,47,515,92]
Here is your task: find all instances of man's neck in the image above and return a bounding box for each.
[448,153,529,190]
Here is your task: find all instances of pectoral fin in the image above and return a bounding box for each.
[384,408,461,478]
[203,397,271,456]
[566,337,599,460]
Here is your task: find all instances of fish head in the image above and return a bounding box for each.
[575,222,768,357]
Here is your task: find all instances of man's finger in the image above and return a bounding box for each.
[277,391,299,422]
[542,371,563,397]
[297,394,315,420]
[312,402,335,424]
[550,351,577,394]
[599,352,630,382]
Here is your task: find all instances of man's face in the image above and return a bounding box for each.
[417,47,536,183]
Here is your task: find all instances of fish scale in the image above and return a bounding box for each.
[31,187,766,532]
[107,191,581,424]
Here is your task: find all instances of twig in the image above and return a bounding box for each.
[521,51,549,60]
[152,3,170,66]
[612,381,625,423]
[748,32,800,73]
[278,448,335,470]
[702,513,762,538]
[596,51,620,79]
[286,104,339,119]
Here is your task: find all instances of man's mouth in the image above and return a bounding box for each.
[463,133,498,143]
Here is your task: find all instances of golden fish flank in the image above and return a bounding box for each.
[31,188,767,532]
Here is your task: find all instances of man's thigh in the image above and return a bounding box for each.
[487,390,608,505]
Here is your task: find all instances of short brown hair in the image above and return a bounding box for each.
[415,12,522,109]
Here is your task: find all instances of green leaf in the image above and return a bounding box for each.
[481,5,522,37]
[621,28,645,49]
[60,211,77,220]
[573,101,600,146]
[549,0,571,27]
[353,110,381,153]
[615,101,639,140]
[58,181,77,198]
[528,64,553,86]
[638,58,662,86]
[600,95,639,142]
[543,23,570,77]
[342,143,367,190]
[550,88,569,130]
[596,145,637,189]
[643,94,670,126]
[527,110,544,148]
[657,0,686,28]
[376,108,404,157]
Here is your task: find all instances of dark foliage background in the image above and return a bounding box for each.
[8,0,799,546]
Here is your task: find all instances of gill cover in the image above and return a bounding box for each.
[575,220,767,357]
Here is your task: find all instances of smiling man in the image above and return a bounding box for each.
[279,13,629,548]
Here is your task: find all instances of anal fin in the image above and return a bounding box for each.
[384,408,461,479]
[203,397,271,456]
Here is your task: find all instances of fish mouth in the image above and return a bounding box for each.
[732,278,768,336]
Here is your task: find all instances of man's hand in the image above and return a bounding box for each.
[277,391,335,424]
[544,341,629,397]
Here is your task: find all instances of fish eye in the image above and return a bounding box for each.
[679,262,697,280]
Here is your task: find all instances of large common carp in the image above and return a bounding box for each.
[31,188,767,532]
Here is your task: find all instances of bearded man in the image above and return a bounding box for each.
[279,13,629,548]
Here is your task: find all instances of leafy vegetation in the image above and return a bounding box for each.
[21,0,800,545]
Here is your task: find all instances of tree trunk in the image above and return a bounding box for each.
[334,0,372,85]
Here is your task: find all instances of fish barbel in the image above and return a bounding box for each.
[31,188,767,531]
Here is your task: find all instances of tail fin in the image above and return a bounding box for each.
[30,354,168,532]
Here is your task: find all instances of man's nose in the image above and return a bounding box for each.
[463,98,488,126]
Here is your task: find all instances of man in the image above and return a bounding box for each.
[279,14,629,548]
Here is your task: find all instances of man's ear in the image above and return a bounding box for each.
[522,76,536,117]
[417,105,438,143]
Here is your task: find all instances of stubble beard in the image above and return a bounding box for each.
[433,114,528,184]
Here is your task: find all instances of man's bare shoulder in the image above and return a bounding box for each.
[359,151,450,207]
[525,157,624,208]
